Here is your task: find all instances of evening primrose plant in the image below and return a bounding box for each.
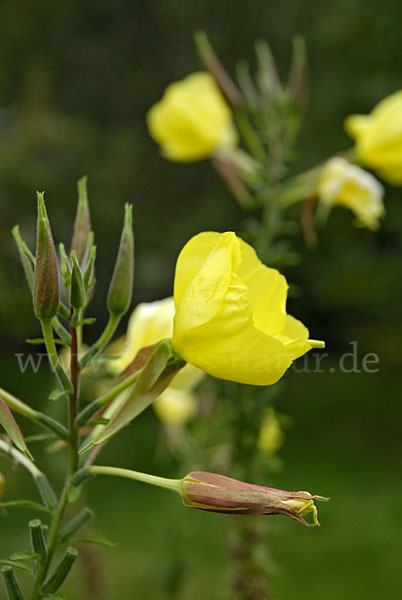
[0,179,326,600]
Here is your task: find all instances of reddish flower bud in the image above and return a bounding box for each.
[181,471,328,526]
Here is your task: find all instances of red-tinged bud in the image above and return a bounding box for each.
[288,35,309,109]
[70,176,92,265]
[194,30,243,110]
[33,192,59,320]
[181,471,328,526]
[107,203,134,317]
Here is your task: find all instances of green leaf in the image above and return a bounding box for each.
[26,338,66,346]
[9,552,41,562]
[0,396,33,459]
[67,485,82,504]
[71,536,116,548]
[74,317,96,327]
[48,390,69,402]
[24,433,59,444]
[0,500,50,513]
[0,559,33,573]
[87,417,110,426]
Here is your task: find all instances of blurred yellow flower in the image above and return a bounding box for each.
[147,72,237,162]
[172,231,324,386]
[111,298,203,425]
[345,90,402,185]
[258,407,285,456]
[317,157,385,230]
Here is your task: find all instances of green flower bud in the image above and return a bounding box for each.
[70,251,86,309]
[29,519,48,562]
[107,203,134,316]
[70,176,92,265]
[33,193,59,320]
[41,546,78,594]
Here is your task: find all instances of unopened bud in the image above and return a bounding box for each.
[107,203,134,317]
[181,471,328,526]
[33,193,59,320]
[42,546,78,594]
[288,35,309,109]
[70,176,92,265]
[194,30,243,109]
[70,251,86,309]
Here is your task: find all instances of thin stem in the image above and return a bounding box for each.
[40,318,72,393]
[31,484,69,600]
[52,317,71,346]
[0,387,68,439]
[88,466,182,494]
[79,312,121,370]
[69,310,80,475]
[75,368,141,428]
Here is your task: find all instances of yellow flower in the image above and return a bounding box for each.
[172,232,324,386]
[345,90,402,185]
[110,298,203,425]
[147,72,237,162]
[258,407,285,456]
[317,157,385,230]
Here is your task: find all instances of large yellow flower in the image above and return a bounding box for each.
[172,232,324,386]
[345,90,402,185]
[110,298,203,425]
[147,72,237,162]
[317,157,385,231]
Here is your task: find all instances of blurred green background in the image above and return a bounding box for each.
[0,1,401,598]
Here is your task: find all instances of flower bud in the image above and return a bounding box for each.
[107,203,134,317]
[70,251,86,309]
[33,192,59,320]
[70,176,92,265]
[181,471,328,526]
[194,30,243,109]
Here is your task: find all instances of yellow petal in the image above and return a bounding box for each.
[237,238,288,335]
[173,276,293,386]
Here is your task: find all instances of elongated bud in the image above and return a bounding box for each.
[34,193,59,320]
[107,203,134,317]
[288,35,308,109]
[70,176,92,265]
[255,39,282,98]
[42,546,78,594]
[12,226,35,293]
[29,519,47,562]
[59,507,93,542]
[1,566,25,600]
[181,471,329,526]
[70,251,86,309]
[194,30,243,109]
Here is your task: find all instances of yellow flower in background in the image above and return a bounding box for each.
[172,232,324,386]
[147,72,237,162]
[258,407,285,456]
[111,298,203,425]
[345,90,402,185]
[317,157,385,231]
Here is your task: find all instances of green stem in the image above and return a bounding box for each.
[79,312,121,370]
[40,318,72,393]
[31,484,69,600]
[51,317,71,345]
[0,387,68,439]
[75,368,141,428]
[68,314,80,475]
[81,465,182,495]
[235,111,267,162]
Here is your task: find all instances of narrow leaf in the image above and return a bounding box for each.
[0,559,33,573]
[48,390,69,402]
[9,552,41,562]
[0,500,50,513]
[71,536,116,548]
[0,396,32,459]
